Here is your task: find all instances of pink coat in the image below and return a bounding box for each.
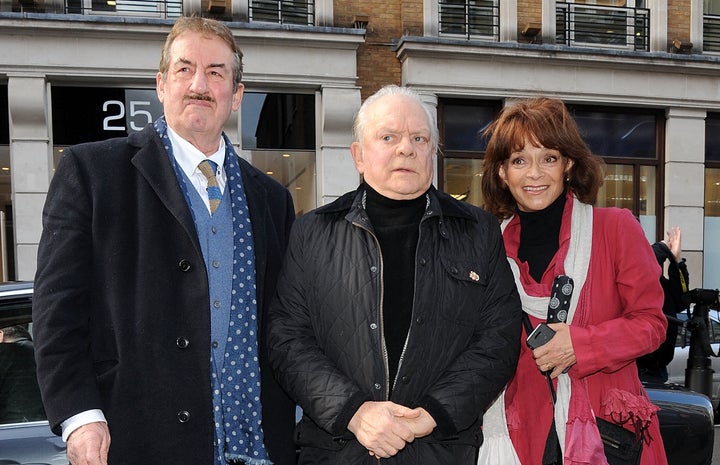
[502,196,668,465]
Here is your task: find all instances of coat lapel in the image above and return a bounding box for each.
[130,127,202,256]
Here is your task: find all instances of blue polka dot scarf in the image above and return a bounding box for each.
[154,118,271,465]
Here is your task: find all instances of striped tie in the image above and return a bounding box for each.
[198,159,222,214]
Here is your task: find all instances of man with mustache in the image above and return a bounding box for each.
[267,85,522,464]
[32,16,296,465]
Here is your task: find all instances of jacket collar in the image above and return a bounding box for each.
[316,184,476,224]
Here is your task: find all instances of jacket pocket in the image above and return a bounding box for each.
[439,255,488,325]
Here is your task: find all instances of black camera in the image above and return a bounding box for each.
[688,288,720,307]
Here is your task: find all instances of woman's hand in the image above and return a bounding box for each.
[532,323,577,378]
[664,226,682,261]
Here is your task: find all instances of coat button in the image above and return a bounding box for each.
[370,323,378,330]
[177,410,190,423]
[374,383,381,390]
[416,316,424,325]
[178,259,191,272]
[370,265,378,273]
[176,337,190,349]
[419,258,427,266]
[450,266,458,274]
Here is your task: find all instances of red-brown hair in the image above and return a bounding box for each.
[481,97,604,219]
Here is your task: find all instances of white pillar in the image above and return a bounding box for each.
[664,107,706,284]
[317,86,361,206]
[7,75,52,280]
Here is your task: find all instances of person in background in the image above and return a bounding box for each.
[266,84,522,465]
[477,97,668,465]
[0,325,46,423]
[32,15,296,465]
[638,226,690,383]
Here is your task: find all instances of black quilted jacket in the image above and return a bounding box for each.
[267,186,522,465]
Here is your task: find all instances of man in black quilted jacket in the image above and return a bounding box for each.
[267,85,522,464]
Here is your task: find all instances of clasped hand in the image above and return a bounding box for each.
[347,401,436,459]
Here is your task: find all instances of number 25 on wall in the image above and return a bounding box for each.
[103,100,154,132]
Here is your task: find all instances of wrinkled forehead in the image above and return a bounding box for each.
[368,96,431,132]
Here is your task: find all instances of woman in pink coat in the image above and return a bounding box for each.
[477,98,668,465]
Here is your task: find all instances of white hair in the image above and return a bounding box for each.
[352,85,439,155]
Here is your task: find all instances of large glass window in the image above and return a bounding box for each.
[241,92,316,215]
[704,114,720,289]
[52,87,163,147]
[569,106,661,242]
[437,99,661,243]
[51,87,316,216]
[438,99,500,206]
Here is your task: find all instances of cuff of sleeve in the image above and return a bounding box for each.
[61,409,107,442]
[333,392,371,438]
[417,395,456,439]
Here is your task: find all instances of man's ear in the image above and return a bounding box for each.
[350,142,364,174]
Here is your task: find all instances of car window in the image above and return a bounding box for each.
[0,293,47,425]
[675,312,689,347]
[674,309,720,347]
[711,310,720,344]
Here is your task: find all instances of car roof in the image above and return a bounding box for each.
[0,281,34,329]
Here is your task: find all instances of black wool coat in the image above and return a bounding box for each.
[32,124,297,465]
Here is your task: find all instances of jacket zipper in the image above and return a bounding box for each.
[353,219,391,400]
[392,221,423,393]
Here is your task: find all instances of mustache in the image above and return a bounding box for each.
[184,94,214,103]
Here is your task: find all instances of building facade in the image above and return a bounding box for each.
[1,0,719,290]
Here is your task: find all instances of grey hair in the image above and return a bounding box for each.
[352,85,439,155]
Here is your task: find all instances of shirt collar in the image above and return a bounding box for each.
[166,126,226,179]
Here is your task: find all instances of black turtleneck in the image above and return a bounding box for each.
[517,192,566,283]
[364,183,427,388]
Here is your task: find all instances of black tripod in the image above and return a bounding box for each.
[682,288,720,398]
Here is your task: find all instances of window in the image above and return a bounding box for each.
[438,0,499,39]
[62,0,182,17]
[705,0,720,53]
[675,308,720,347]
[241,92,316,216]
[0,285,46,425]
[50,87,316,216]
[704,114,720,290]
[437,99,500,206]
[569,106,661,241]
[250,0,314,25]
[556,0,650,51]
[437,100,662,239]
[52,87,163,148]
